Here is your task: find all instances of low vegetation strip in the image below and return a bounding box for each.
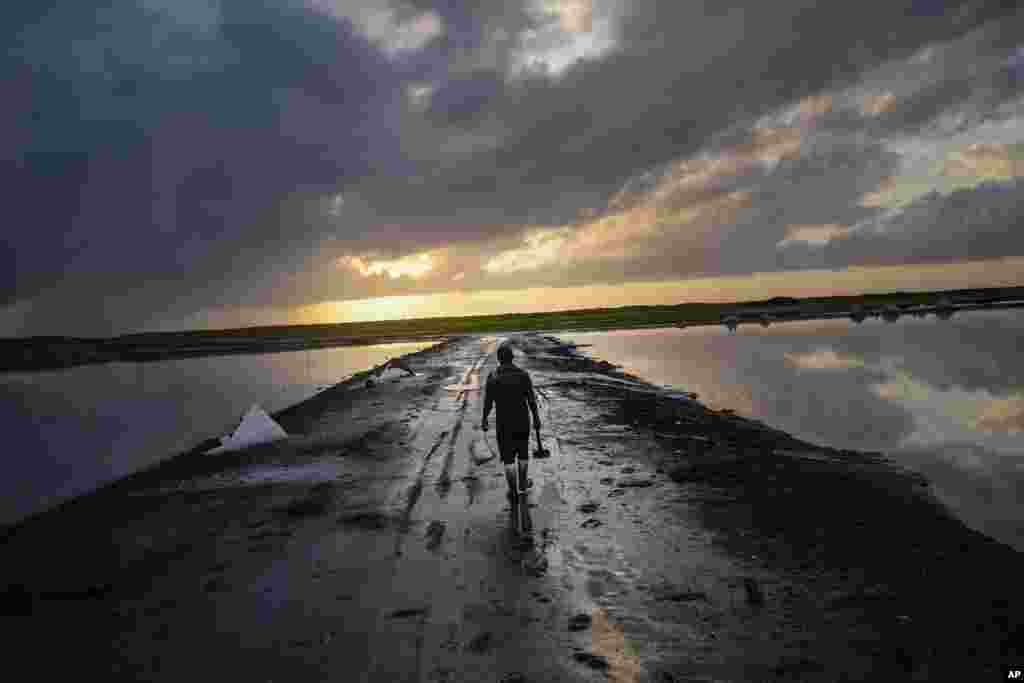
[3,285,1023,372]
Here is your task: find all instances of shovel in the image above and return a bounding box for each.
[533,424,551,459]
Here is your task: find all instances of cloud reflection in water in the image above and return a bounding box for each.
[569,309,1024,551]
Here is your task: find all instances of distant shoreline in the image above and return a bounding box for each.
[3,284,1022,372]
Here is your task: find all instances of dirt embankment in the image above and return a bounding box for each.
[1,333,1020,682]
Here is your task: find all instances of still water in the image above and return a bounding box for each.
[564,310,1024,552]
[1,341,435,525]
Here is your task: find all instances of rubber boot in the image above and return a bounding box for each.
[518,461,533,493]
[504,463,519,503]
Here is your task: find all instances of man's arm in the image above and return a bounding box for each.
[481,373,493,430]
[525,372,541,430]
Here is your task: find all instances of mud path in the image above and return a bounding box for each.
[2,334,1021,682]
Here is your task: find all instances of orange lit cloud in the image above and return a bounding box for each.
[797,95,833,125]
[618,127,799,210]
[573,208,659,258]
[650,157,748,206]
[860,92,896,116]
[974,397,1024,434]
[481,207,661,275]
[482,228,570,274]
[734,127,803,164]
[660,190,752,229]
[942,143,1024,181]
[340,249,443,279]
[552,0,593,33]
[485,124,790,277]
[859,176,897,207]
[777,223,852,247]
[515,0,612,76]
[483,187,750,276]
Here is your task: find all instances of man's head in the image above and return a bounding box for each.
[497,345,514,365]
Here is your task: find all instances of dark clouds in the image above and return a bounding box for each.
[798,179,1024,269]
[424,70,504,126]
[4,0,1023,334]
[5,0,404,326]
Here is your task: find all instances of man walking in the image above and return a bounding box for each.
[481,344,541,503]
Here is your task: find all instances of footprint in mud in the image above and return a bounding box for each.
[465,631,493,654]
[273,483,335,518]
[249,528,291,541]
[337,511,395,530]
[523,553,549,577]
[655,590,708,603]
[568,613,592,631]
[586,579,607,598]
[573,651,609,670]
[425,520,446,550]
[435,476,453,497]
[586,568,630,599]
[202,576,230,593]
[616,478,654,488]
[463,475,482,506]
[248,542,281,554]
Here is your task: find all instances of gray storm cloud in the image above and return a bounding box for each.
[3,1,1022,334]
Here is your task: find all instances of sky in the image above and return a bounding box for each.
[3,0,1024,336]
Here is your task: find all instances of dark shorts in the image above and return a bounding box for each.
[496,431,529,465]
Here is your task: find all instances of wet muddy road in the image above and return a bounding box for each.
[2,334,1021,681]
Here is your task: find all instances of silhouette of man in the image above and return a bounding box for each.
[481,344,541,502]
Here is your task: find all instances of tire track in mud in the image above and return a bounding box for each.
[435,391,469,498]
[402,429,448,525]
[432,339,495,502]
[395,370,452,457]
[393,338,497,541]
[368,339,495,682]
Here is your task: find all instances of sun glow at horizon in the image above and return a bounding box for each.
[290,257,1024,326]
